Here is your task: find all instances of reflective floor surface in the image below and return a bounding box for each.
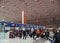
[0,37,49,43]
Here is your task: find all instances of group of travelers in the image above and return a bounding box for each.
[41,29,60,43]
[40,29,49,39]
[9,27,60,43]
[9,28,41,40]
[9,28,50,40]
[53,30,60,43]
[42,29,60,43]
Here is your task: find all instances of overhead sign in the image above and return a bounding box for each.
[15,23,22,27]
[4,22,15,27]
[4,22,11,27]
[22,24,26,27]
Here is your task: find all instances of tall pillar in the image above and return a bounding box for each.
[22,11,27,24]
[22,11,24,24]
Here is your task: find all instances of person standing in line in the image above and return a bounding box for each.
[30,28,34,38]
[41,29,45,38]
[9,31,13,38]
[22,28,26,39]
[36,29,41,38]
[45,29,49,39]
[54,30,60,43]
[33,29,36,40]
[26,28,30,37]
[19,29,23,38]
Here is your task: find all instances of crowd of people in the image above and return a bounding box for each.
[9,28,50,40]
[53,30,60,43]
[9,28,60,43]
[9,28,41,40]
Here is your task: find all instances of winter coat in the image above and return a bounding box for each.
[54,33,60,43]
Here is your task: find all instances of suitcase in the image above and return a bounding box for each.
[33,36,36,40]
[12,33,15,38]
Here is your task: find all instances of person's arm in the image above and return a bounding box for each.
[53,34,56,40]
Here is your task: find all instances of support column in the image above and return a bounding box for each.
[22,11,27,24]
[22,11,24,24]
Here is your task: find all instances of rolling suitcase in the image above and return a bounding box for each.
[12,33,15,38]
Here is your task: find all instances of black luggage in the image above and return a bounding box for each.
[33,35,36,40]
[12,33,15,38]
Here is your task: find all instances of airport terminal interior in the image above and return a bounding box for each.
[0,0,60,43]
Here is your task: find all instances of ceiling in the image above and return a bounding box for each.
[0,0,60,24]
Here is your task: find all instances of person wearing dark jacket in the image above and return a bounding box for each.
[23,30,26,39]
[22,28,26,39]
[54,30,60,43]
[19,29,22,38]
[45,30,49,39]
[33,29,36,40]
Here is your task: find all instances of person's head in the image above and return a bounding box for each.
[59,30,60,33]
[57,30,59,33]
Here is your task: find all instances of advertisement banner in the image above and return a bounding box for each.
[5,22,15,27]
[15,24,20,27]
[4,22,12,27]
[15,23,22,27]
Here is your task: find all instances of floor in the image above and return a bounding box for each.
[0,37,34,43]
[0,37,50,43]
[34,39,51,43]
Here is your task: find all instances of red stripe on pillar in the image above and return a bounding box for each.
[24,12,27,24]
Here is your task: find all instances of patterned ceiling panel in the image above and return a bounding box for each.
[0,0,60,23]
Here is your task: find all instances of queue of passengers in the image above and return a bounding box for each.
[9,28,50,40]
[9,28,60,43]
